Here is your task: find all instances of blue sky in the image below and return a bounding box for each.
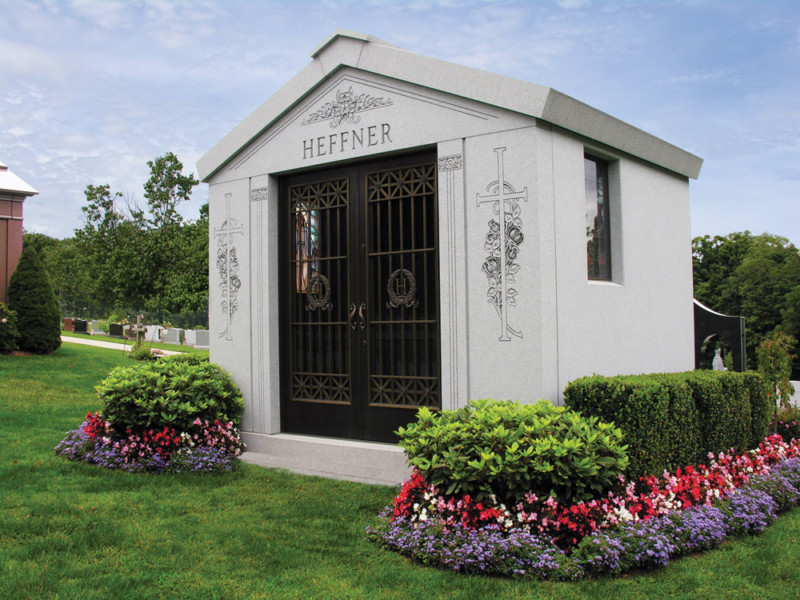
[2,0,799,246]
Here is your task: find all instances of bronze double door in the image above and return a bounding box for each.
[280,151,441,442]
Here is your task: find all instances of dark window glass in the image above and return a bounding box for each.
[585,154,611,280]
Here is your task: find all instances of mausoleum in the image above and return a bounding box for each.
[197,31,703,484]
[0,161,38,304]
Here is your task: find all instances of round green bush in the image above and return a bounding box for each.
[7,245,61,354]
[96,355,243,434]
[397,399,629,506]
[127,342,156,361]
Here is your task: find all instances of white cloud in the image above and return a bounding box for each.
[7,127,33,137]
[660,69,735,84]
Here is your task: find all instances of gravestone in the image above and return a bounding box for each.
[788,381,800,409]
[194,329,209,349]
[163,328,182,345]
[183,329,197,347]
[109,323,124,338]
[143,325,160,342]
[73,319,88,333]
[63,318,74,332]
[91,320,105,335]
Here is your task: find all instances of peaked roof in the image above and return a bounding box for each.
[0,161,38,197]
[198,30,703,182]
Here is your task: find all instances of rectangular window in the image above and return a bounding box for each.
[585,154,611,280]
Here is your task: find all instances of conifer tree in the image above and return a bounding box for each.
[8,244,62,354]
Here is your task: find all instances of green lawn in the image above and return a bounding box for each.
[61,330,210,356]
[2,345,800,599]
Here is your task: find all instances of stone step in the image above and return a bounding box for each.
[238,432,409,487]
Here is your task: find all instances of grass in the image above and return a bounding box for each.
[61,330,210,356]
[2,345,800,599]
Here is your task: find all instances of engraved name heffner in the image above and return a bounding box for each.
[302,123,392,159]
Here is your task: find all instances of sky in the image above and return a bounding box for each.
[2,0,799,246]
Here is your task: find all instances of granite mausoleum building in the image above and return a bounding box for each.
[0,161,38,303]
[197,31,703,484]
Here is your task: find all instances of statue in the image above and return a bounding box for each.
[712,347,727,371]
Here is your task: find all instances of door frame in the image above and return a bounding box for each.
[278,149,441,442]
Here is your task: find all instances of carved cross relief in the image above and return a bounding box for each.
[476,147,528,342]
[214,193,244,341]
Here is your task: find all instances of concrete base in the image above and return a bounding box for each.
[239,432,409,487]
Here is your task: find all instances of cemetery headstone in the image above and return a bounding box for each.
[195,329,209,349]
[163,328,182,345]
[146,325,162,343]
[91,320,105,335]
[63,318,74,332]
[73,319,88,333]
[109,323,124,338]
[789,381,800,409]
[183,329,197,347]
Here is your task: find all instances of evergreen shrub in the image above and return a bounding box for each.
[0,303,19,353]
[565,371,771,480]
[96,355,243,434]
[127,342,156,361]
[7,245,61,354]
[396,399,629,506]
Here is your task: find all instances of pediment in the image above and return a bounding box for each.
[223,70,528,178]
[198,31,702,181]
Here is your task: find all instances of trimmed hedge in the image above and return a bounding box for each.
[564,371,771,480]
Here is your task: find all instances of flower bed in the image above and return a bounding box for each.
[55,411,244,473]
[367,434,800,579]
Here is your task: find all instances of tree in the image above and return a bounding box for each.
[692,231,753,314]
[693,232,800,375]
[141,153,201,315]
[21,231,59,260]
[143,152,199,228]
[757,332,796,431]
[57,153,206,321]
[8,244,62,354]
[74,184,126,308]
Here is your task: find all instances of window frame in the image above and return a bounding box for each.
[584,152,613,281]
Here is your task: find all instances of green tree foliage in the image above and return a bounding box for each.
[74,183,128,308]
[757,332,796,429]
[8,244,62,354]
[63,153,206,321]
[23,233,100,319]
[143,152,199,228]
[693,231,800,374]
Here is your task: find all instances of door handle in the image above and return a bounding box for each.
[348,303,357,330]
[358,303,366,330]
